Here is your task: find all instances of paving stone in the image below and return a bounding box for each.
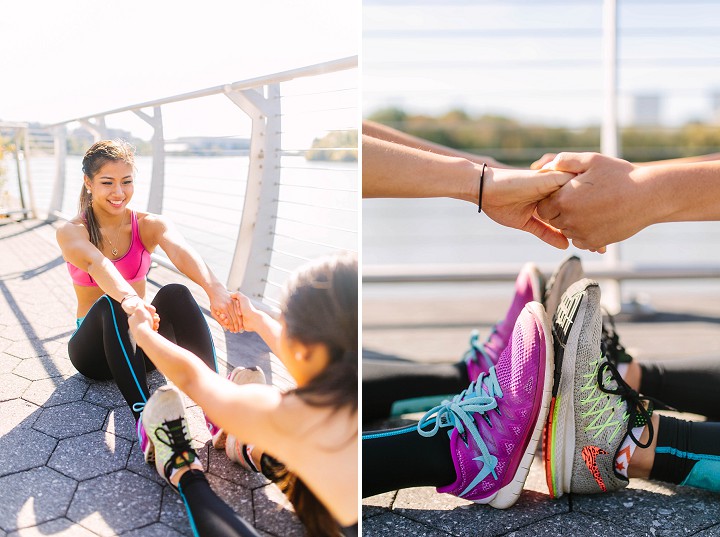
[0,399,39,435]
[103,405,137,442]
[0,428,57,478]
[573,482,720,537]
[49,430,132,481]
[67,470,162,536]
[84,381,128,409]
[394,487,568,537]
[207,446,269,490]
[159,486,194,537]
[509,511,640,536]
[0,373,31,401]
[6,518,97,537]
[694,525,720,537]
[122,522,186,537]
[207,473,254,521]
[3,339,51,358]
[0,467,76,532]
[13,355,75,380]
[32,401,107,439]
[362,512,453,537]
[22,375,89,407]
[126,441,167,487]
[362,491,396,519]
[0,353,20,374]
[253,483,305,537]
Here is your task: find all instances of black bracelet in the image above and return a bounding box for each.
[478,163,487,213]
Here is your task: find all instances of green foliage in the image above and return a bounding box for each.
[367,108,720,166]
[306,130,358,162]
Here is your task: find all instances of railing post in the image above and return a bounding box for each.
[13,130,27,218]
[21,127,37,219]
[48,125,68,221]
[223,84,281,299]
[602,0,622,314]
[133,106,165,213]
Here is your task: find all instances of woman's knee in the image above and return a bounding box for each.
[154,283,194,304]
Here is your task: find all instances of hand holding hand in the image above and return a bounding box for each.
[482,168,575,249]
[230,292,260,333]
[209,286,242,333]
[536,152,655,251]
[128,305,156,345]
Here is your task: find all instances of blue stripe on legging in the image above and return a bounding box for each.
[178,481,201,537]
[104,295,147,404]
[655,446,720,462]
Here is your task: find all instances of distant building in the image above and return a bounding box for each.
[632,94,661,126]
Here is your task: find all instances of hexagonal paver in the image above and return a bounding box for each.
[207,473,254,521]
[0,467,76,532]
[573,480,720,536]
[49,430,132,481]
[103,405,137,442]
[0,353,20,374]
[0,399,39,435]
[121,522,186,537]
[83,381,128,409]
[207,446,269,490]
[0,428,57,479]
[22,376,89,407]
[159,486,194,537]
[32,401,107,439]
[13,356,75,381]
[67,470,162,536]
[6,518,97,537]
[253,483,304,537]
[0,374,31,402]
[363,512,453,536]
[3,339,50,359]
[126,441,168,488]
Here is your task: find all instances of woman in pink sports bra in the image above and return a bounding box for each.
[56,139,241,427]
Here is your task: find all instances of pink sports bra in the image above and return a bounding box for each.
[67,211,152,287]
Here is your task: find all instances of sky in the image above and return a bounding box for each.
[363,0,720,127]
[0,0,359,140]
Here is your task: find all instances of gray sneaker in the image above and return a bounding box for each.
[543,256,585,318]
[543,279,652,498]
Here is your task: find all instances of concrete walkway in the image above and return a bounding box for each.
[363,275,720,536]
[0,218,304,537]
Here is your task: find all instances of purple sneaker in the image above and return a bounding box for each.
[464,263,545,381]
[421,302,554,508]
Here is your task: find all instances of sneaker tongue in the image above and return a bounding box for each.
[630,399,653,428]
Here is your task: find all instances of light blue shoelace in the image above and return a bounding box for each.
[417,367,503,495]
[463,329,496,369]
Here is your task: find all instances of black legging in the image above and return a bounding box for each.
[68,283,217,420]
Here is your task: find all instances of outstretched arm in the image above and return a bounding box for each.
[363,120,512,168]
[363,134,574,249]
[145,214,241,332]
[536,152,720,251]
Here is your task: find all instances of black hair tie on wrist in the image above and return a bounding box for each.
[478,163,487,213]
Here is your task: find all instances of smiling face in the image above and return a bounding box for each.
[85,160,134,217]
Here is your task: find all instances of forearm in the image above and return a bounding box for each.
[638,152,720,167]
[362,135,485,203]
[88,257,140,302]
[363,120,510,168]
[134,327,208,393]
[250,310,283,357]
[646,161,720,222]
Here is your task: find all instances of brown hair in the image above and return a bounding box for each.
[78,139,135,249]
[265,253,358,536]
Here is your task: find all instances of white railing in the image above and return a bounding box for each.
[7,57,357,310]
